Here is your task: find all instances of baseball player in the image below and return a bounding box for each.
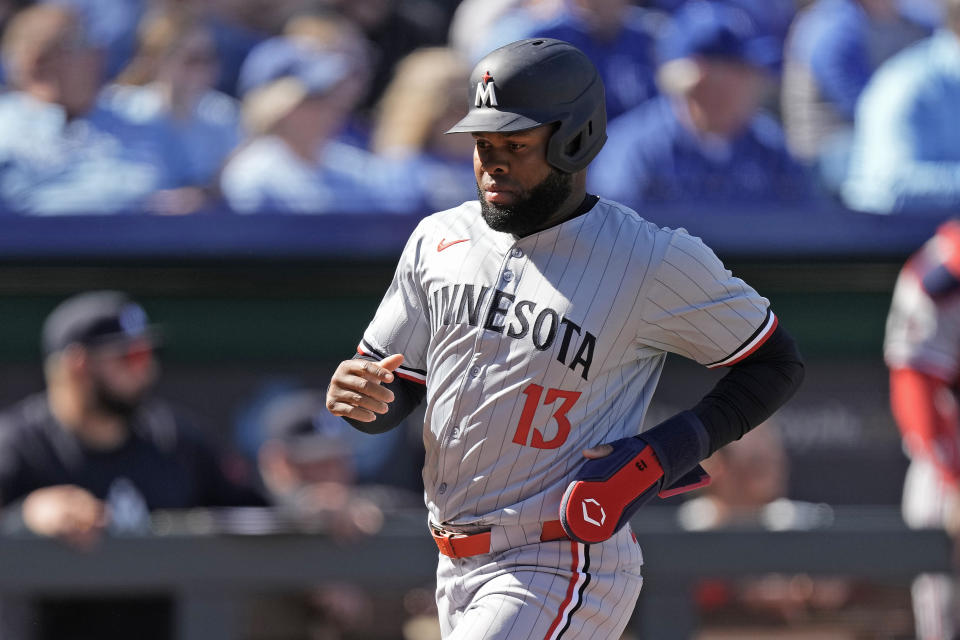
[885,219,960,640]
[326,39,805,639]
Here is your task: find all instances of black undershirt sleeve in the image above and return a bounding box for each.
[341,356,426,434]
[691,324,805,456]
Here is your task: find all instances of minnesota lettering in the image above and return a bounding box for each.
[429,284,596,380]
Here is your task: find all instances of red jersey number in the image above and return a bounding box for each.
[512,383,582,450]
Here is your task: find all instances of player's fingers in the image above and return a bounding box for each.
[328,387,390,414]
[354,357,400,384]
[583,444,615,459]
[326,400,377,422]
[69,500,105,532]
[378,353,404,373]
[338,373,395,404]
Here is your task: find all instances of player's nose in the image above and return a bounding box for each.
[476,147,509,174]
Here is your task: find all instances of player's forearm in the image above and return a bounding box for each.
[691,324,805,456]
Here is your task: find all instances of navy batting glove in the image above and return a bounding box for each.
[560,411,711,544]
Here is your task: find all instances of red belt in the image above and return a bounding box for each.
[431,519,570,558]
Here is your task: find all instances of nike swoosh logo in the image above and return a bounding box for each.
[437,238,470,252]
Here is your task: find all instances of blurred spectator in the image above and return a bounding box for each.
[371,47,475,212]
[899,0,947,27]
[842,0,960,214]
[678,422,834,533]
[200,3,269,97]
[725,0,797,61]
[249,389,424,640]
[448,0,525,62]
[319,0,448,110]
[234,377,418,488]
[449,0,562,63]
[102,7,241,211]
[503,0,662,120]
[0,290,265,539]
[649,0,685,11]
[257,389,395,535]
[189,0,301,96]
[0,0,31,35]
[588,2,811,208]
[885,219,960,640]
[0,5,193,215]
[676,426,910,638]
[211,0,301,33]
[678,423,790,532]
[220,35,418,214]
[782,0,930,189]
[284,11,377,148]
[44,0,146,80]
[0,290,264,640]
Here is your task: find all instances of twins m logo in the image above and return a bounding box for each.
[475,71,498,107]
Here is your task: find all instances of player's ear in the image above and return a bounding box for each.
[63,344,90,374]
[45,344,87,380]
[45,346,88,392]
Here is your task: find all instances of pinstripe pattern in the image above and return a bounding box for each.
[362,198,770,527]
[361,197,769,638]
[437,526,642,640]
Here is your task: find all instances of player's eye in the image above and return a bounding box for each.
[509,143,526,151]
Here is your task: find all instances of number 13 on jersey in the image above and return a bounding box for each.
[512,383,581,450]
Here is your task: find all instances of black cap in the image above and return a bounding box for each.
[264,390,353,461]
[41,291,157,356]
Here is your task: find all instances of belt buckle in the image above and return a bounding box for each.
[431,522,469,557]
[430,522,456,538]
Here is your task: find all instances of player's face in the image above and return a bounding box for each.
[85,339,158,418]
[472,126,573,236]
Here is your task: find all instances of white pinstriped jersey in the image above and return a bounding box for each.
[360,197,775,527]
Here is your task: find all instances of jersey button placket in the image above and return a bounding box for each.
[501,244,525,289]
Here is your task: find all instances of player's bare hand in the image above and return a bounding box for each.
[582,444,614,459]
[326,354,404,422]
[22,485,108,550]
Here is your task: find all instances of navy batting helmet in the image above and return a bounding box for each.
[446,38,606,174]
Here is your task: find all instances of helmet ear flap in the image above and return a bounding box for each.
[546,97,607,174]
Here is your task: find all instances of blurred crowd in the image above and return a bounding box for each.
[0,0,956,216]
[0,283,938,640]
[0,285,931,639]
[0,290,429,640]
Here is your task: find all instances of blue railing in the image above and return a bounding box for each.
[0,204,948,260]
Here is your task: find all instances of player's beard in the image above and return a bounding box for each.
[90,376,147,421]
[478,168,573,236]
